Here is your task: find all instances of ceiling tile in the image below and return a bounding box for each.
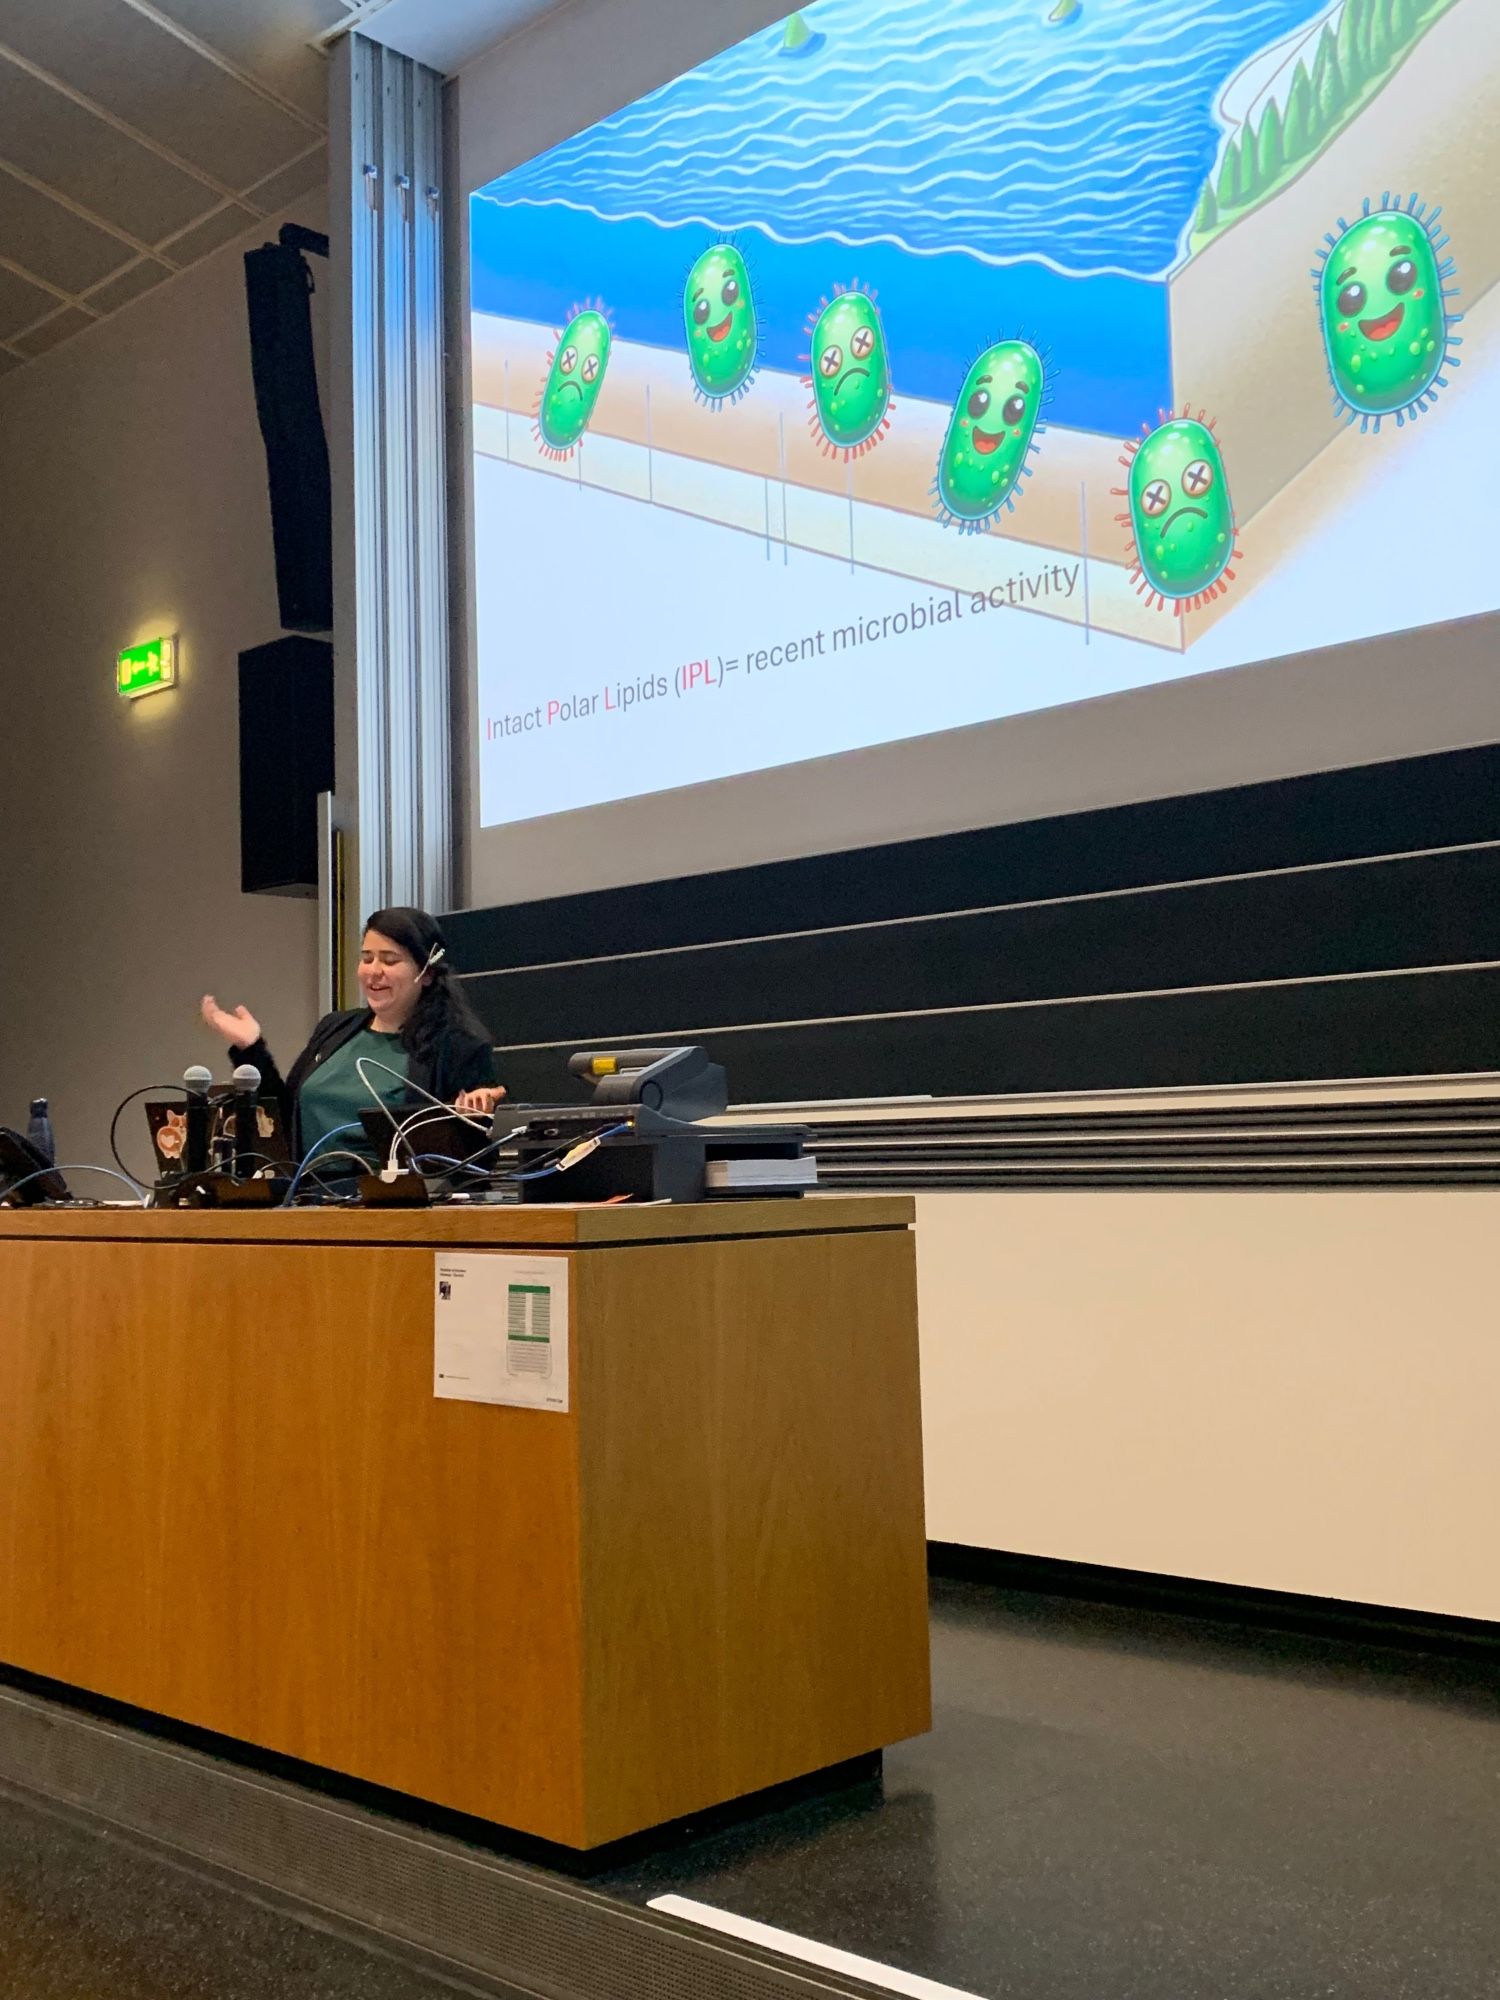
[140,0,345,121]
[0,1,321,190]
[0,258,61,340]
[12,305,92,357]
[0,170,139,292]
[164,203,262,268]
[0,59,218,242]
[84,260,172,317]
[250,145,327,216]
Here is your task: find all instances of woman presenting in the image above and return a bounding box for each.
[201,906,502,1165]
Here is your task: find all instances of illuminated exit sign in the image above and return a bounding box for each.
[116,634,178,700]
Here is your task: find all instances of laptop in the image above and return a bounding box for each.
[358,1105,496,1172]
[145,1092,295,1179]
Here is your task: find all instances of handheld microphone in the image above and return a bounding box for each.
[183,1065,213,1176]
[231,1064,261,1178]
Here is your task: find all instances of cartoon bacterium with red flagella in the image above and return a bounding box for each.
[804,284,893,459]
[535,301,612,460]
[1314,192,1462,433]
[1115,409,1241,613]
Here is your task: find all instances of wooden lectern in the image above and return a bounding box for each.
[0,1199,929,1849]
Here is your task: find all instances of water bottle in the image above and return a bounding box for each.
[27,1098,55,1166]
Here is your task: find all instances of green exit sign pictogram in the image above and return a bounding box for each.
[116,635,178,700]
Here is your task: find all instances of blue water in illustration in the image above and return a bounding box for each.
[472,0,1332,435]
[471,203,1172,436]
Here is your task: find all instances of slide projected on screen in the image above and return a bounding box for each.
[470,0,1498,830]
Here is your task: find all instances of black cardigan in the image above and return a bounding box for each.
[234,1008,499,1157]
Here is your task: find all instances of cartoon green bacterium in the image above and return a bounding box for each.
[534,302,612,460]
[1314,193,1461,432]
[933,338,1047,532]
[1115,409,1240,613]
[804,285,892,459]
[684,244,758,406]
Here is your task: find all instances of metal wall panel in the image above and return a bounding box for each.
[331,32,450,933]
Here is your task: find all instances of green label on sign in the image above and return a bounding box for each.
[117,635,177,699]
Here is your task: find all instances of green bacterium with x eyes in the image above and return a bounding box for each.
[535,303,612,460]
[1116,410,1239,613]
[684,244,758,406]
[933,338,1047,532]
[805,285,892,459]
[1314,193,1462,432]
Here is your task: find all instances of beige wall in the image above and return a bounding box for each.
[0,200,327,1176]
[917,1186,1500,1620]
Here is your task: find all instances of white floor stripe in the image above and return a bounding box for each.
[648,1894,990,2000]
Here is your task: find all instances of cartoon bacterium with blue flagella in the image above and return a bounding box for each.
[932,337,1049,532]
[1314,194,1462,432]
[683,243,759,406]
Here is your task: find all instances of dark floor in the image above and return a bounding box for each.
[4,1575,1500,1998]
[0,1795,476,2000]
[605,1577,1500,1999]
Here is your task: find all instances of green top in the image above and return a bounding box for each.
[298,1026,411,1169]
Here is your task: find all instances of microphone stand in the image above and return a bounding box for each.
[159,1066,277,1208]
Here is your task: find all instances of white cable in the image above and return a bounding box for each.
[354,1053,492,1165]
[388,1102,483,1169]
[384,1106,523,1176]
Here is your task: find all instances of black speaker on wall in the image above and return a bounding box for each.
[244,234,332,634]
[239,637,335,897]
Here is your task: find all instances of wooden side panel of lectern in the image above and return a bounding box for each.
[576,1230,928,1847]
[0,1204,927,1849]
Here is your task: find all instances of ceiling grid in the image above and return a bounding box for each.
[0,0,362,372]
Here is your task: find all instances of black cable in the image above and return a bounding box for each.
[110,1082,287,1195]
[285,1149,379,1203]
[108,1083,186,1186]
[149,1152,285,1204]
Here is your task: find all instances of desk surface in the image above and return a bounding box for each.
[0,1193,912,1247]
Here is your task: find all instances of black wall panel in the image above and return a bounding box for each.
[445,744,1500,1105]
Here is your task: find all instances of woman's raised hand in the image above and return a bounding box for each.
[201,995,262,1050]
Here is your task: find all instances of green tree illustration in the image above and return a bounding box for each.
[1255,97,1285,186]
[1216,134,1242,209]
[1313,26,1345,129]
[1283,60,1314,159]
[1195,179,1219,235]
[1368,0,1392,68]
[1237,126,1262,204]
[1338,0,1365,88]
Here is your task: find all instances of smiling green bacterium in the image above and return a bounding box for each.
[534,303,612,460]
[804,285,892,459]
[684,244,758,406]
[1116,410,1240,613]
[1314,193,1462,432]
[933,338,1047,532]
